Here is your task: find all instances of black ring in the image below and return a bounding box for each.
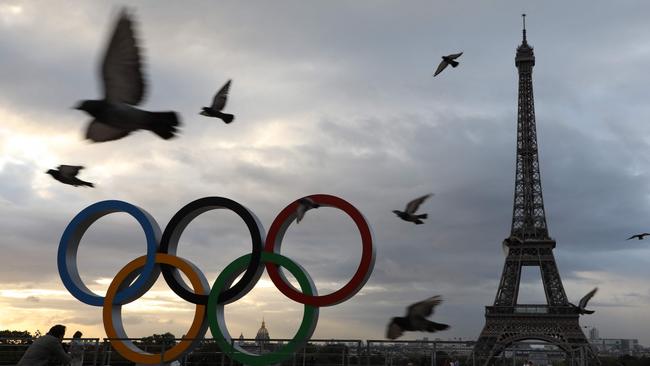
[159,197,264,305]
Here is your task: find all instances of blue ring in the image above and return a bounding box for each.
[57,200,161,306]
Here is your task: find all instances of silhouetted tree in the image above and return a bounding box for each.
[139,332,176,346]
[0,329,33,344]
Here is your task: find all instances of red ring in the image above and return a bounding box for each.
[264,194,375,306]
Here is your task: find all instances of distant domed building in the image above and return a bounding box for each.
[255,319,270,344]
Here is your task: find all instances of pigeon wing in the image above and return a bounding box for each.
[446,52,463,60]
[86,120,131,142]
[405,193,433,214]
[578,287,597,309]
[102,9,146,104]
[58,165,83,178]
[433,60,449,76]
[211,80,231,111]
[296,203,307,223]
[626,235,638,240]
[502,239,510,257]
[407,295,442,319]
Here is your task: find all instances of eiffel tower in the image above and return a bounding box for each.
[472,15,598,366]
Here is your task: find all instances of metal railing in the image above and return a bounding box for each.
[0,337,605,366]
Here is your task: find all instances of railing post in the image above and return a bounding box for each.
[91,338,99,366]
[105,339,112,366]
[160,339,166,365]
[230,338,235,366]
[433,342,437,366]
[367,341,371,366]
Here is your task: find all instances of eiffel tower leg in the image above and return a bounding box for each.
[472,318,502,366]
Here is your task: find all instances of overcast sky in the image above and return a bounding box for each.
[1,0,650,347]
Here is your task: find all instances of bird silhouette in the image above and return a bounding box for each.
[393,194,433,224]
[46,165,94,187]
[296,197,320,223]
[386,295,450,340]
[502,236,522,257]
[569,287,597,315]
[200,80,235,123]
[75,8,180,142]
[433,52,463,77]
[627,233,650,240]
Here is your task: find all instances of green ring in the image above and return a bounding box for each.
[208,252,319,366]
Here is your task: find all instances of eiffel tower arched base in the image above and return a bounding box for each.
[472,307,600,366]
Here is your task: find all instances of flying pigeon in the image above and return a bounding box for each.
[200,80,235,123]
[393,194,433,224]
[502,235,522,257]
[386,295,450,340]
[433,52,463,77]
[569,287,597,315]
[75,8,180,142]
[627,233,650,240]
[296,197,320,223]
[46,165,94,187]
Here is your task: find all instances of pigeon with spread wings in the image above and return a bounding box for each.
[200,80,235,124]
[387,295,450,340]
[569,287,597,315]
[627,233,650,240]
[433,52,463,77]
[393,193,433,224]
[46,165,94,187]
[296,197,320,224]
[75,9,180,142]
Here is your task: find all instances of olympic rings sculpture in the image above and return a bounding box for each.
[58,195,375,366]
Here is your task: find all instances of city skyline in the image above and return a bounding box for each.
[1,0,650,347]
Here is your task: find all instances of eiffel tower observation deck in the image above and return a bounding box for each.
[472,15,598,366]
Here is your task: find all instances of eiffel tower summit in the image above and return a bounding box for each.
[472,15,599,365]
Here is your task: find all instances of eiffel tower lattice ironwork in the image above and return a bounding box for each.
[472,15,599,366]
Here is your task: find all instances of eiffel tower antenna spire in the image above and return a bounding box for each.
[522,14,527,44]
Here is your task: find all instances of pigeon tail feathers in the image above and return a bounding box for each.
[416,213,428,219]
[426,321,450,332]
[449,60,459,67]
[218,112,235,124]
[148,111,180,139]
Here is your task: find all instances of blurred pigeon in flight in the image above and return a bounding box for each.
[46,165,94,187]
[502,235,522,257]
[433,52,463,77]
[386,295,450,340]
[569,287,597,315]
[200,80,235,123]
[393,194,433,224]
[296,197,320,224]
[75,8,180,142]
[627,233,650,240]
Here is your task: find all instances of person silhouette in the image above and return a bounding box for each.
[17,324,72,366]
[69,331,84,366]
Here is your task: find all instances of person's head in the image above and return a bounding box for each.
[47,324,66,340]
[73,331,82,339]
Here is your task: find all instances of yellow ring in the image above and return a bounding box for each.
[103,253,208,364]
